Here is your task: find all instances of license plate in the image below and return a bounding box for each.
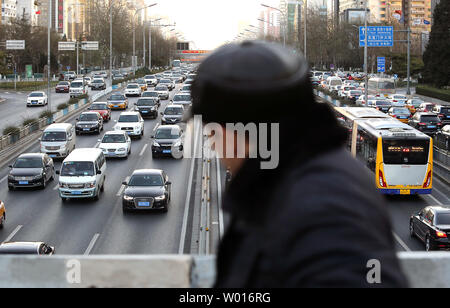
[400,189,410,195]
[19,181,29,185]
[71,191,82,195]
[163,150,171,154]
[428,125,436,128]
[138,202,150,207]
[142,111,148,113]
[114,105,119,108]
[49,154,57,158]
[83,128,90,131]
[447,116,450,118]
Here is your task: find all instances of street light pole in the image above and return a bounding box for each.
[304,0,307,59]
[364,0,368,101]
[47,0,52,111]
[110,0,113,81]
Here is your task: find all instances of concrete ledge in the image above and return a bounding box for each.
[0,253,449,288]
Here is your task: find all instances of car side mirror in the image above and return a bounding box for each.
[122,181,128,186]
[166,181,172,185]
[97,170,102,175]
[55,170,60,175]
[8,165,13,168]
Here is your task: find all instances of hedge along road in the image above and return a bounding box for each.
[0,77,113,134]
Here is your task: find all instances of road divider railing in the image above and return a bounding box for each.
[433,147,450,185]
[0,252,449,287]
[199,133,212,255]
[0,86,114,152]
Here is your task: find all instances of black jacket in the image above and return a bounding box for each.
[215,103,408,288]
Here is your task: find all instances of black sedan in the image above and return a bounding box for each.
[134,98,160,119]
[410,206,450,251]
[75,112,104,135]
[91,79,107,90]
[122,169,171,213]
[8,153,55,190]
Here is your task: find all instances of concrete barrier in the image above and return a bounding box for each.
[0,253,448,288]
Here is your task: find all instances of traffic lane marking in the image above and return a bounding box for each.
[84,233,100,255]
[3,225,23,243]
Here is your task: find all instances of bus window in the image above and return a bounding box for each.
[382,139,430,165]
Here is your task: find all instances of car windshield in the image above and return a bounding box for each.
[160,80,170,83]
[127,84,139,89]
[41,131,66,142]
[79,114,98,121]
[436,213,450,225]
[174,95,191,101]
[421,115,439,122]
[58,82,69,86]
[142,92,158,97]
[164,107,183,115]
[128,174,163,187]
[60,161,95,177]
[93,80,103,83]
[155,129,180,139]
[102,134,126,143]
[29,93,44,97]
[376,101,390,106]
[137,99,157,106]
[71,82,83,88]
[155,87,167,91]
[393,108,410,114]
[13,157,43,168]
[440,107,450,115]
[118,115,139,122]
[90,104,108,110]
[109,95,125,100]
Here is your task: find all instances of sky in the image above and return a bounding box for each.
[146,0,283,50]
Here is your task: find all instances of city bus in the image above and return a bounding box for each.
[172,60,181,68]
[368,77,396,97]
[336,107,433,195]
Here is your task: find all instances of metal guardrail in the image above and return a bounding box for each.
[433,147,450,185]
[0,87,113,152]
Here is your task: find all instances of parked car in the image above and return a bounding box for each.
[7,153,55,190]
[410,206,450,251]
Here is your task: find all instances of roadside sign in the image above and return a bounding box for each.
[26,65,33,78]
[377,57,386,73]
[6,40,25,50]
[393,74,398,80]
[59,41,76,51]
[359,26,393,47]
[81,41,99,51]
[66,66,71,70]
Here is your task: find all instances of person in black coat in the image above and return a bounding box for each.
[190,41,408,288]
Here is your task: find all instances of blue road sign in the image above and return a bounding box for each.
[359,26,393,47]
[393,74,398,80]
[377,57,386,73]
[67,66,71,70]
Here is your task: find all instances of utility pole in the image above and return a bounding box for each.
[407,27,411,95]
[149,20,152,71]
[364,0,368,102]
[304,0,307,59]
[47,0,52,111]
[110,0,113,81]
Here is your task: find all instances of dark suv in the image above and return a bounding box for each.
[433,105,450,126]
[409,112,442,135]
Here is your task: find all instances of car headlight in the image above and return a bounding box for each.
[33,174,43,180]
[8,174,14,180]
[153,142,160,147]
[134,126,141,131]
[123,195,134,201]
[59,183,69,188]
[117,148,126,152]
[155,195,166,201]
[173,141,182,147]
[85,182,96,189]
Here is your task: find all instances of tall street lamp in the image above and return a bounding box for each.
[133,3,157,75]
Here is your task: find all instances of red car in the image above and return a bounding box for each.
[87,102,111,122]
[55,81,70,93]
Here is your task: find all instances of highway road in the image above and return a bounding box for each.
[0,81,201,255]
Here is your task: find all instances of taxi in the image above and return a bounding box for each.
[0,200,5,228]
[136,79,148,92]
[107,93,129,110]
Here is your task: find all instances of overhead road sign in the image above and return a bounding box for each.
[58,42,76,51]
[6,40,25,50]
[359,26,393,47]
[81,41,99,51]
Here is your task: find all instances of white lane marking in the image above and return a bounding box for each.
[432,188,450,202]
[393,232,412,252]
[179,118,201,255]
[0,175,8,183]
[53,184,59,190]
[139,144,148,156]
[94,141,100,148]
[426,194,443,206]
[4,225,23,243]
[116,176,130,197]
[84,233,100,255]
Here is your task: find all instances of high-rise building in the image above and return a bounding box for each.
[402,0,432,32]
[1,0,17,24]
[16,0,39,26]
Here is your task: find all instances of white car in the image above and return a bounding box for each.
[84,77,92,87]
[144,75,158,87]
[114,112,144,139]
[388,94,408,107]
[154,85,170,100]
[124,83,142,97]
[27,91,48,107]
[69,80,87,98]
[171,93,192,106]
[98,131,131,158]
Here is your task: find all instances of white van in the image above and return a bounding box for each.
[40,123,76,159]
[325,77,342,90]
[56,148,106,202]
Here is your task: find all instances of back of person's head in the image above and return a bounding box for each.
[191,41,314,125]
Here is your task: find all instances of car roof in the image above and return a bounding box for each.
[0,242,43,254]
[17,153,45,159]
[119,111,140,116]
[132,169,163,176]
[64,148,103,162]
[429,206,450,214]
[417,112,438,116]
[157,124,181,131]
[45,123,72,131]
[103,130,126,135]
[91,101,108,105]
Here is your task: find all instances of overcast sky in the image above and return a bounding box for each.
[146,0,285,50]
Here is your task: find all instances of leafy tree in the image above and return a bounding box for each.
[422,0,450,87]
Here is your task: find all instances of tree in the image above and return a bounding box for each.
[422,0,450,87]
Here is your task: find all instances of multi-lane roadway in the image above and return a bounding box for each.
[0,81,201,255]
